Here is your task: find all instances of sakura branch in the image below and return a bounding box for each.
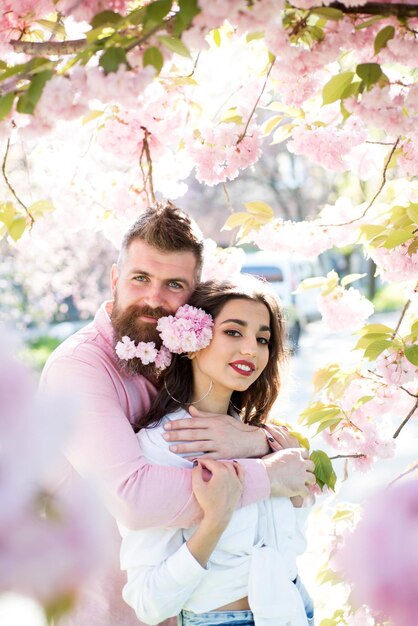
[2,138,34,228]
[392,398,418,439]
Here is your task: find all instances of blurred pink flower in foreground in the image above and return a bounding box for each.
[341,480,418,626]
[0,328,110,615]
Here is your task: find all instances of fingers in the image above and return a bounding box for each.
[168,440,214,455]
[164,417,209,431]
[163,427,210,442]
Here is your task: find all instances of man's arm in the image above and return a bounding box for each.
[41,352,271,529]
[161,406,301,460]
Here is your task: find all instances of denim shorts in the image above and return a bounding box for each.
[178,609,254,626]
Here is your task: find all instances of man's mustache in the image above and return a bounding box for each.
[131,305,170,321]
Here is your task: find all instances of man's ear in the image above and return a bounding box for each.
[110,264,119,297]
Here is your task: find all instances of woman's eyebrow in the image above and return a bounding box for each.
[220,318,270,332]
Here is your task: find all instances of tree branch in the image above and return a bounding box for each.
[237,58,275,145]
[2,138,34,227]
[10,39,86,55]
[328,453,366,460]
[392,398,418,439]
[329,2,418,18]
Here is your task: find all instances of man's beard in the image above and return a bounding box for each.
[111,298,170,381]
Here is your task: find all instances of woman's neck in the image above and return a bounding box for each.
[190,382,231,416]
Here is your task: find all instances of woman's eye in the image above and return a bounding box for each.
[225,329,240,337]
[257,337,270,345]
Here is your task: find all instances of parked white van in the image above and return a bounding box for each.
[241,251,322,351]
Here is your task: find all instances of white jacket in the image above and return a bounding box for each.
[119,410,309,626]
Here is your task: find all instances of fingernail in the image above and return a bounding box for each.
[162,433,169,440]
[169,445,177,452]
[192,460,199,467]
[163,423,171,430]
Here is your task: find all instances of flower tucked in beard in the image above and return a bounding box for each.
[111,299,170,382]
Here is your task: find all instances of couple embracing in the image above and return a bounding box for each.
[41,202,315,626]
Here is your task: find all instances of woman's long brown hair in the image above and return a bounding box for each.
[134,276,287,431]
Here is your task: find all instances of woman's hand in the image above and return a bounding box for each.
[192,458,244,527]
[187,459,244,568]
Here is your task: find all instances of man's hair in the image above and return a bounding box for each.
[118,201,204,278]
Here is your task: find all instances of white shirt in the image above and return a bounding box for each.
[119,409,309,626]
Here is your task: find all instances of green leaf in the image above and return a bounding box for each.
[262,115,283,136]
[99,47,127,74]
[374,25,395,54]
[341,80,362,99]
[312,364,340,393]
[294,276,327,292]
[340,272,366,287]
[243,201,274,219]
[145,0,172,23]
[174,0,200,36]
[355,15,384,30]
[383,228,414,249]
[310,449,337,490]
[91,10,122,28]
[405,345,418,366]
[364,339,392,361]
[406,203,418,223]
[27,199,55,217]
[357,323,394,335]
[16,69,53,114]
[9,216,26,242]
[316,417,342,435]
[143,47,164,74]
[0,202,15,228]
[356,62,382,88]
[36,18,66,37]
[0,92,15,120]
[310,7,343,20]
[158,35,191,58]
[222,212,253,231]
[408,239,418,255]
[213,28,221,47]
[322,72,354,105]
[271,123,296,144]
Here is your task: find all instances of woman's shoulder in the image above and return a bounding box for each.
[137,407,192,468]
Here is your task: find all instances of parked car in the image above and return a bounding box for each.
[241,251,322,352]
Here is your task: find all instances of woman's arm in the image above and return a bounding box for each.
[120,459,244,624]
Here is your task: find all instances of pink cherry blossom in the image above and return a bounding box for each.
[157,305,213,354]
[201,239,245,281]
[341,480,418,626]
[317,287,374,333]
[115,336,137,360]
[135,341,158,365]
[155,346,172,371]
[369,243,418,283]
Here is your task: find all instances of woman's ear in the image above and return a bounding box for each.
[187,352,196,360]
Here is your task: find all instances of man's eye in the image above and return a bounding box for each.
[134,276,147,282]
[168,281,183,290]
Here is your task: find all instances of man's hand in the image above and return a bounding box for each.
[162,406,270,459]
[262,448,316,498]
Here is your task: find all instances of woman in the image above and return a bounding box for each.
[117,276,315,626]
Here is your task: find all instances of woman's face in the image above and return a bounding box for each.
[191,297,271,398]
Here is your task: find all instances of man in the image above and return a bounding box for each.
[41,202,315,626]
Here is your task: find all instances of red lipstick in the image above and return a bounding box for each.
[229,360,255,377]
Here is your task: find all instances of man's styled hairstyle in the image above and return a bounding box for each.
[135,276,288,431]
[118,201,205,278]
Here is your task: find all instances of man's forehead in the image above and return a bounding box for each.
[124,240,197,277]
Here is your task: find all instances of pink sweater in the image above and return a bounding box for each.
[40,302,270,626]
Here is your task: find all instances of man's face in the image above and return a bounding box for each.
[110,240,197,369]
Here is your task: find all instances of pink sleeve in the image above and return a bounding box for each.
[41,355,270,530]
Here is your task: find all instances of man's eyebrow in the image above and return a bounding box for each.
[220,318,271,332]
[129,269,191,287]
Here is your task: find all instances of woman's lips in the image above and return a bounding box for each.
[229,361,255,377]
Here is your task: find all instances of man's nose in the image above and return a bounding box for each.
[143,285,165,309]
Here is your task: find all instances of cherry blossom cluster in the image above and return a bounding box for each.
[0,329,110,610]
[116,304,213,367]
